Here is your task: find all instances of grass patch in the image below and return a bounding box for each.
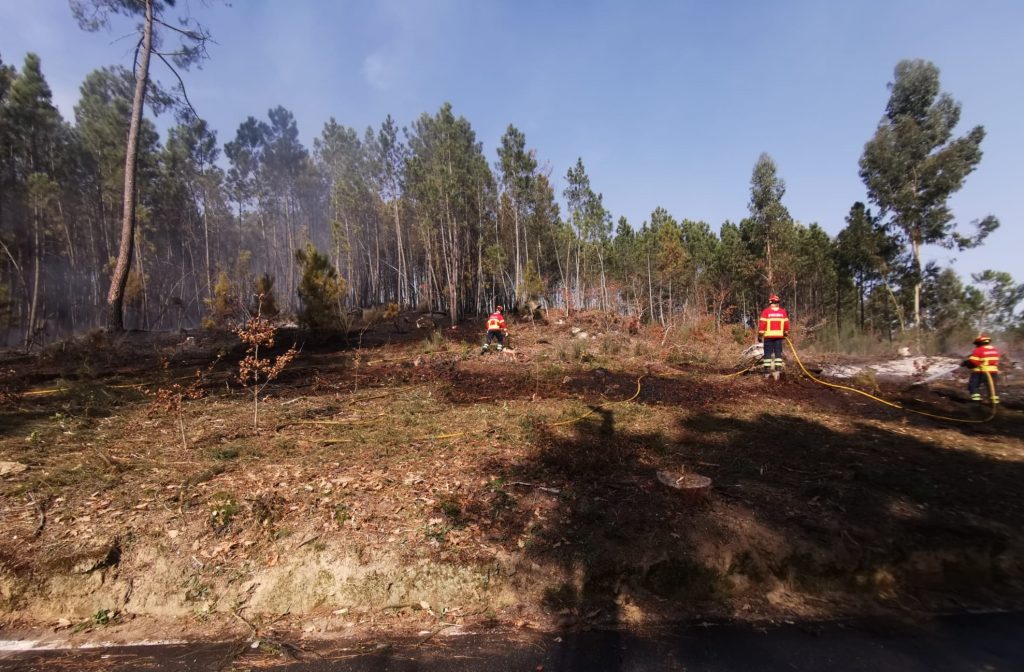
[208,491,240,533]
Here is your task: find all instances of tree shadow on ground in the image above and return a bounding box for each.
[483,394,1024,646]
[768,372,1024,443]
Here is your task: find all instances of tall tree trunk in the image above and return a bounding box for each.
[26,213,41,348]
[106,0,154,331]
[646,251,654,323]
[202,184,212,297]
[911,236,922,329]
[512,193,521,304]
[858,277,865,330]
[392,200,406,306]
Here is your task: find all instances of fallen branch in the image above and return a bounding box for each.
[414,622,456,647]
[507,481,561,495]
[294,534,320,550]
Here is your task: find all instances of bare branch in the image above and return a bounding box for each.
[108,31,139,46]
[156,51,199,119]
[132,36,143,76]
[153,16,209,42]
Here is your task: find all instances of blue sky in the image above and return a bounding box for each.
[2,0,1021,280]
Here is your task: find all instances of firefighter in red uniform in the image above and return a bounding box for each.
[963,334,1000,403]
[758,294,789,380]
[481,305,508,353]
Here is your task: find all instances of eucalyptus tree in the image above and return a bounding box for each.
[859,59,998,328]
[71,0,213,331]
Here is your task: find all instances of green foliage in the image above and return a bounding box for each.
[519,262,545,302]
[253,273,280,319]
[0,49,1010,350]
[835,202,902,331]
[748,153,794,290]
[91,608,113,627]
[71,0,212,71]
[0,280,9,322]
[333,503,350,524]
[860,59,998,325]
[971,270,1024,332]
[922,265,979,333]
[420,329,447,353]
[296,244,345,331]
[405,102,494,319]
[208,492,239,533]
[203,270,237,328]
[557,337,591,364]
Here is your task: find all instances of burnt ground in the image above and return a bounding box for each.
[0,314,1022,654]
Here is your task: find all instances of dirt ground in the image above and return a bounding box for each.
[1,313,1022,649]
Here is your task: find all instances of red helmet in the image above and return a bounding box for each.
[768,294,780,304]
[495,305,504,313]
[974,334,991,345]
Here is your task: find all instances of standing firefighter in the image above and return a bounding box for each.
[758,294,790,380]
[963,334,1000,404]
[482,305,508,354]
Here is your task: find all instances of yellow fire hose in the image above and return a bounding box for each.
[783,337,997,425]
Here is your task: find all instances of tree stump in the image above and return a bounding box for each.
[657,470,712,504]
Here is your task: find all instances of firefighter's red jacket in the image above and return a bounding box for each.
[968,345,1000,372]
[486,311,507,333]
[758,307,789,339]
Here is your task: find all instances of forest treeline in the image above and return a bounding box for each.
[1,46,1021,349]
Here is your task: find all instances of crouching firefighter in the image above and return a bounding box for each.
[482,305,508,353]
[758,294,789,381]
[963,334,1000,404]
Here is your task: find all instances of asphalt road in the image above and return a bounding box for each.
[2,611,1023,671]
